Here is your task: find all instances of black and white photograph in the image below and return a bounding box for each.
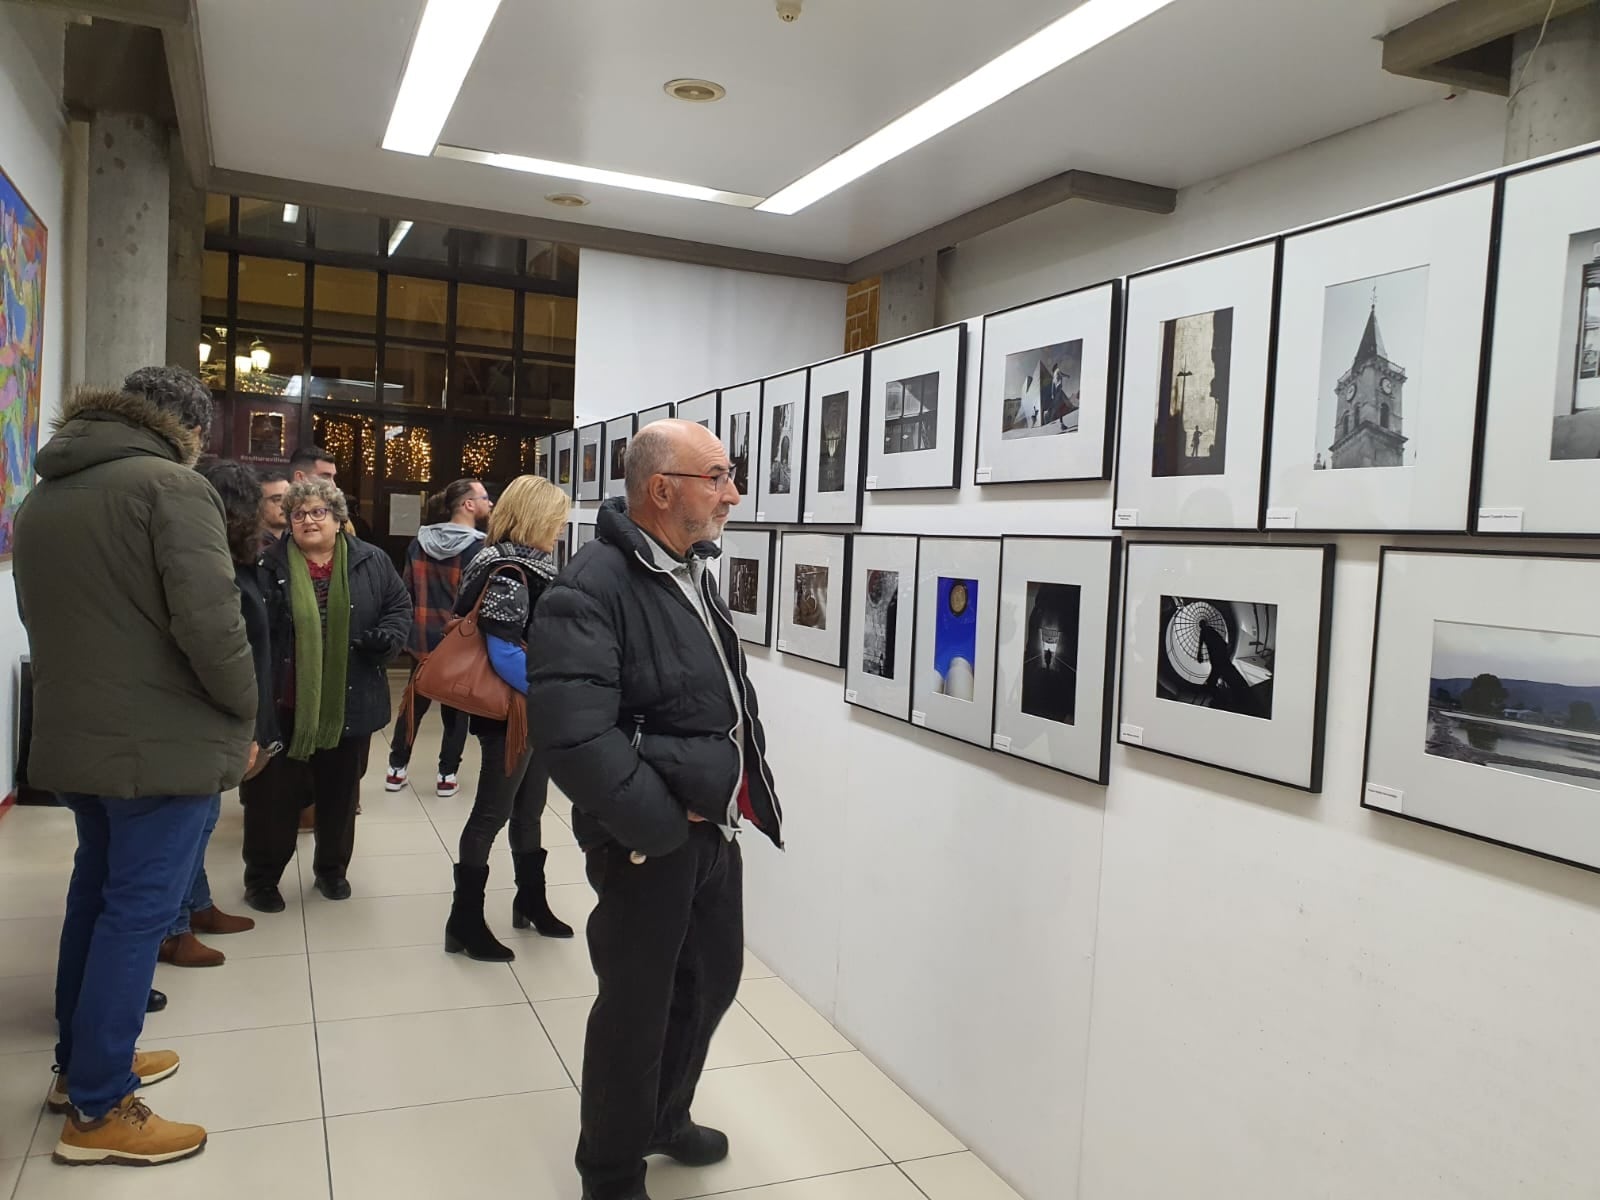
[1550,228,1600,461]
[1157,596,1277,720]
[911,538,1001,747]
[1425,621,1600,793]
[1312,265,1429,471]
[1002,342,1082,439]
[994,537,1119,781]
[1152,307,1231,478]
[610,437,627,482]
[1120,541,1334,791]
[885,372,938,455]
[729,410,752,494]
[769,403,795,494]
[818,392,849,491]
[1020,583,1080,725]
[862,569,899,679]
[729,557,761,616]
[846,535,918,720]
[1267,183,1491,532]
[777,532,848,666]
[793,564,828,630]
[719,527,775,645]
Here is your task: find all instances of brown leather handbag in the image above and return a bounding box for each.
[403,563,528,771]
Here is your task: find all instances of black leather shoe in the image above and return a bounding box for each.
[580,1189,651,1200]
[315,874,352,901]
[647,1124,729,1166]
[145,989,167,1014]
[244,886,286,914]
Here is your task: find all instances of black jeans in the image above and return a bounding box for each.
[241,735,366,891]
[390,678,467,774]
[457,730,549,867]
[576,823,744,1198]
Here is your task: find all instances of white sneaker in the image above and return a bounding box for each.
[436,774,459,798]
[384,765,407,792]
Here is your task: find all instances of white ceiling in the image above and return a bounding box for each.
[197,0,1455,265]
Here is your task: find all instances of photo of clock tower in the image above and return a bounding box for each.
[1317,291,1411,471]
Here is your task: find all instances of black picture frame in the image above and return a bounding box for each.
[863,322,969,493]
[576,422,604,502]
[603,413,637,500]
[719,526,778,647]
[776,531,852,668]
[802,350,871,526]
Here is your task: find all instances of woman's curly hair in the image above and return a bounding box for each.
[197,459,266,565]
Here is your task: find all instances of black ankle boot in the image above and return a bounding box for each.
[511,849,574,938]
[444,863,515,962]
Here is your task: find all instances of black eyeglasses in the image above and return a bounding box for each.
[662,469,735,489]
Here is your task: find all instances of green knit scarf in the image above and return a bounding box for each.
[287,536,351,761]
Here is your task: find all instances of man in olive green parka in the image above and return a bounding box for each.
[13,366,255,1168]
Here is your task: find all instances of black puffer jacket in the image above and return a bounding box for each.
[257,533,412,740]
[526,499,783,857]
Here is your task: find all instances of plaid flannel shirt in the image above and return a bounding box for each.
[404,538,482,658]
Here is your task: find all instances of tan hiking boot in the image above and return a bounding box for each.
[47,1049,181,1114]
[189,904,255,935]
[158,932,225,967]
[52,1094,205,1167]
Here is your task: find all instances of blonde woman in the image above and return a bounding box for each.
[243,478,411,911]
[444,475,575,961]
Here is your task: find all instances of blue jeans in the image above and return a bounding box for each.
[166,795,222,938]
[55,794,215,1120]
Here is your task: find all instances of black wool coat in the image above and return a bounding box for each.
[526,498,784,857]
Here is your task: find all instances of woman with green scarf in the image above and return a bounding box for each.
[241,477,411,912]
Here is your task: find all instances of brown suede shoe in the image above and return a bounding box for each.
[189,904,255,935]
[47,1050,181,1115]
[53,1094,206,1167]
[157,932,224,968]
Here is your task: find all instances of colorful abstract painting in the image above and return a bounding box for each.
[0,167,46,560]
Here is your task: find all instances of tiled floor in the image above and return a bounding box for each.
[0,720,1020,1200]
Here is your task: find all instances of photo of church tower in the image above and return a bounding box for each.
[1313,264,1429,471]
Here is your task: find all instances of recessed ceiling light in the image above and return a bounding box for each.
[382,0,503,156]
[434,143,763,207]
[546,193,589,208]
[664,78,726,103]
[758,0,1179,215]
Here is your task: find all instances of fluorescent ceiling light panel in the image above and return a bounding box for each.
[388,220,415,256]
[382,0,503,156]
[759,0,1179,214]
[434,144,764,208]
[281,204,300,223]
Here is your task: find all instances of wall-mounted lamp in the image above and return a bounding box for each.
[249,338,272,373]
[198,333,213,364]
[234,354,253,377]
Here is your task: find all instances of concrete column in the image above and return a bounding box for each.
[85,111,170,387]
[165,134,205,374]
[878,255,937,343]
[1504,4,1600,163]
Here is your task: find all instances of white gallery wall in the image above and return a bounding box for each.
[0,10,72,804]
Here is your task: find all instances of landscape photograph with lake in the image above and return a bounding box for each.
[1426,619,1600,792]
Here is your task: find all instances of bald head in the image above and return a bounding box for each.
[624,419,738,556]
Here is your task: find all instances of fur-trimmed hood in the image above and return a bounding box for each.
[37,387,204,481]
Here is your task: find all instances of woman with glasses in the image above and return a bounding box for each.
[241,477,411,911]
[444,475,575,961]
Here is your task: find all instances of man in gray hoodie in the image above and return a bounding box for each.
[385,479,492,797]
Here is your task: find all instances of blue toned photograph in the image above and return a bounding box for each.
[933,576,979,702]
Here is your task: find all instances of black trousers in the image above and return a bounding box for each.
[389,669,467,774]
[457,730,549,867]
[577,823,744,1198]
[241,735,366,892]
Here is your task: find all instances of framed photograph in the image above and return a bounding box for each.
[864,323,967,492]
[574,521,597,551]
[976,280,1120,484]
[555,525,571,570]
[0,164,46,560]
[677,390,719,430]
[533,435,552,481]
[1477,148,1600,535]
[552,429,576,498]
[719,381,762,523]
[1119,540,1335,790]
[845,534,919,721]
[911,538,1002,748]
[603,414,636,500]
[1364,548,1600,871]
[719,527,777,646]
[801,351,868,525]
[1114,242,1279,530]
[992,537,1121,783]
[757,368,807,524]
[775,532,849,666]
[576,422,604,502]
[1265,183,1495,532]
[638,402,675,428]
